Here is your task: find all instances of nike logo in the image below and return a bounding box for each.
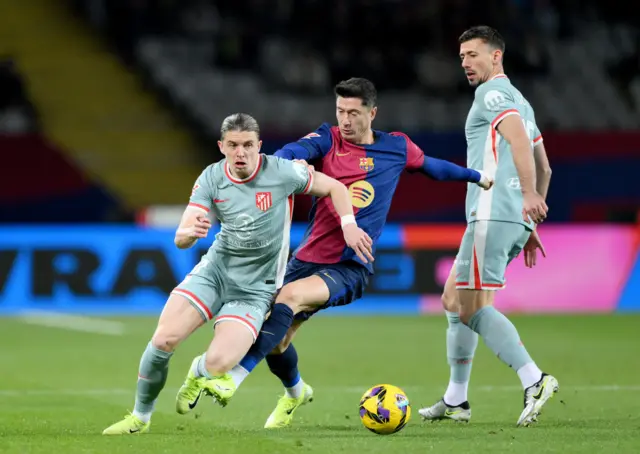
[129,428,140,433]
[215,385,232,392]
[322,272,337,284]
[245,313,256,321]
[532,387,544,400]
[444,410,461,416]
[286,408,294,415]
[213,199,229,203]
[188,390,202,409]
[335,151,351,157]
[262,330,275,336]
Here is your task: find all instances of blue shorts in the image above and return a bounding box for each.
[282,257,370,321]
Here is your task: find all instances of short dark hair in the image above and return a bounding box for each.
[220,113,260,139]
[459,26,505,53]
[334,78,377,108]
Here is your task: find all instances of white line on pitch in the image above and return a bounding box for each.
[1,385,639,397]
[18,310,124,336]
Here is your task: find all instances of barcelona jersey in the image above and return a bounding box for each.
[275,123,426,273]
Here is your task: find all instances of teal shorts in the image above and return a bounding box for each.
[455,220,531,291]
[171,256,272,341]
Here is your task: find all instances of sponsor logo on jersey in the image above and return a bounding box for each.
[506,177,521,189]
[349,180,375,208]
[484,90,508,112]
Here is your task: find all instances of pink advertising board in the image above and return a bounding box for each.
[420,226,638,314]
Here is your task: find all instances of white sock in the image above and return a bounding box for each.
[284,378,305,399]
[228,365,249,388]
[443,380,468,406]
[132,409,151,424]
[193,354,211,379]
[517,362,543,389]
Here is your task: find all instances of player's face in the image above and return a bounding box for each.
[336,97,377,144]
[218,130,262,178]
[459,38,502,86]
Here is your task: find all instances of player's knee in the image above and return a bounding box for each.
[151,328,182,352]
[441,290,458,312]
[204,352,235,375]
[275,284,305,313]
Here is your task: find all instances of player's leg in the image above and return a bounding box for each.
[419,264,476,422]
[262,324,315,429]
[102,292,205,434]
[456,221,558,426]
[170,258,226,415]
[236,261,367,377]
[195,297,270,406]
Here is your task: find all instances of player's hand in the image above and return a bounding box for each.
[294,159,315,173]
[476,170,494,190]
[342,224,374,264]
[187,215,211,239]
[523,229,546,268]
[523,191,548,224]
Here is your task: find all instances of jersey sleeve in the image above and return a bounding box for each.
[274,123,333,161]
[389,132,425,171]
[474,84,521,129]
[275,158,314,195]
[533,124,543,146]
[188,167,216,213]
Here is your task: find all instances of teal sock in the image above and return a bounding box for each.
[133,342,173,420]
[444,311,478,405]
[467,306,533,371]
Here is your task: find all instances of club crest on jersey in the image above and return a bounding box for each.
[359,157,374,172]
[256,192,272,211]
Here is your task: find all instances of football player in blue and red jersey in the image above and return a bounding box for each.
[190,78,493,426]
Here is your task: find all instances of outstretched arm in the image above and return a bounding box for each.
[400,132,492,188]
[422,156,492,188]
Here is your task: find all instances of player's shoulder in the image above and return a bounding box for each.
[386,130,415,150]
[200,162,220,180]
[474,78,514,101]
[263,154,303,173]
[300,122,337,140]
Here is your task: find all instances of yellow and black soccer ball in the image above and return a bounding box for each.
[359,384,411,435]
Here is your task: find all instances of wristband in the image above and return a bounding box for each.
[341,214,356,228]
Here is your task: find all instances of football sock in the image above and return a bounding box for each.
[192,353,212,379]
[443,311,478,406]
[239,303,294,372]
[468,306,541,388]
[228,365,250,388]
[266,343,304,398]
[133,342,173,422]
[517,362,544,389]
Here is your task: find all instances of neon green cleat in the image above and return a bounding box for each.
[202,373,236,407]
[102,413,150,435]
[264,384,314,429]
[176,356,206,415]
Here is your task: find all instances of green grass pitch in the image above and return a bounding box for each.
[1,314,639,453]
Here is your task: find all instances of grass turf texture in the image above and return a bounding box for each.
[1,314,639,453]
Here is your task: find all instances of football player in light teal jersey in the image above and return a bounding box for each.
[419,26,557,427]
[103,113,372,435]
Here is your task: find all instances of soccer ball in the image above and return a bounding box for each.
[359,384,411,435]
